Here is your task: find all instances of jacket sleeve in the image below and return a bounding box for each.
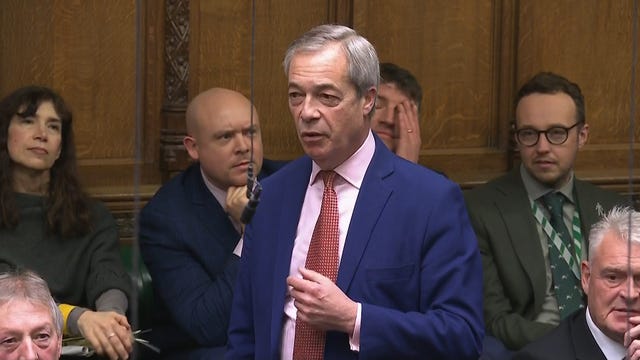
[139,205,238,347]
[85,202,133,307]
[464,191,553,350]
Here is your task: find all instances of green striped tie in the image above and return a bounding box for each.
[543,192,584,318]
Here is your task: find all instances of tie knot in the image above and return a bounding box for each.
[543,192,565,218]
[320,170,336,189]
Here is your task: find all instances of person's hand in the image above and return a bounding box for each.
[77,310,132,360]
[394,100,421,163]
[625,315,640,360]
[287,267,358,335]
[226,185,249,226]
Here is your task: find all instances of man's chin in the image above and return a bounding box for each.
[528,169,564,188]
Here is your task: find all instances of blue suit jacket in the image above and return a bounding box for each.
[139,160,284,359]
[227,137,484,359]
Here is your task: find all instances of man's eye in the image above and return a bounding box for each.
[605,273,623,285]
[288,92,304,105]
[1,337,17,347]
[319,94,340,106]
[35,333,51,343]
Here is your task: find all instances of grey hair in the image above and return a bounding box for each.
[283,24,380,99]
[0,270,63,335]
[588,206,640,260]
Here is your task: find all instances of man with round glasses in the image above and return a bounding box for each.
[464,72,626,357]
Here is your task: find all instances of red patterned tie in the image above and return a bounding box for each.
[292,170,339,360]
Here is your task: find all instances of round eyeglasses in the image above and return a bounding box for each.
[515,122,581,146]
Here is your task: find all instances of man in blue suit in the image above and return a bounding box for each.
[139,88,282,359]
[226,25,484,359]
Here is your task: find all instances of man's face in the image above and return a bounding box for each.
[185,101,263,191]
[515,93,588,188]
[0,300,61,360]
[287,43,376,170]
[582,232,640,343]
[8,101,63,175]
[371,82,412,151]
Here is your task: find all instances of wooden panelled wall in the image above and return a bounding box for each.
[1,0,638,242]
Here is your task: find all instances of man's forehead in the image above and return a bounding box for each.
[378,82,410,101]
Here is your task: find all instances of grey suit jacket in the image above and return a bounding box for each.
[464,167,626,350]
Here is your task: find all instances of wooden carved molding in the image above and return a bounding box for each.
[160,0,190,181]
[160,126,192,181]
[164,0,189,108]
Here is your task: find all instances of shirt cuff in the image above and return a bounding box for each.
[233,237,244,257]
[348,303,362,352]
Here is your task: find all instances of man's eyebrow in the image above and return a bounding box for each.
[314,83,342,93]
[213,128,235,136]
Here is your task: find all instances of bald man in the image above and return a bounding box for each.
[139,88,284,359]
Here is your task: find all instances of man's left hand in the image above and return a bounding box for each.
[394,100,421,163]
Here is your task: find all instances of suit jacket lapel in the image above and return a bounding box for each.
[574,180,600,242]
[268,158,311,350]
[572,310,608,360]
[187,164,240,256]
[493,169,547,308]
[337,141,393,292]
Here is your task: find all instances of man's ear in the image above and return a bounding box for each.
[363,86,377,117]
[578,123,589,149]
[581,260,591,294]
[183,136,199,161]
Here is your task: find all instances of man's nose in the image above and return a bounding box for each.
[381,107,396,125]
[235,133,250,153]
[18,337,39,360]
[534,133,552,152]
[299,97,321,122]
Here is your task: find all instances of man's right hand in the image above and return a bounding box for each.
[226,185,249,226]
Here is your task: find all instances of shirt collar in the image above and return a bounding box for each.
[310,130,375,189]
[200,166,228,209]
[585,307,626,360]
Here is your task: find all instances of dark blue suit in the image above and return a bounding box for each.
[513,309,607,360]
[139,160,283,359]
[227,137,484,359]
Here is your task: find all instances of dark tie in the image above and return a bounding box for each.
[293,171,339,360]
[543,192,584,318]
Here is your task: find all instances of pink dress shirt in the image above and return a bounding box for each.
[280,131,375,359]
